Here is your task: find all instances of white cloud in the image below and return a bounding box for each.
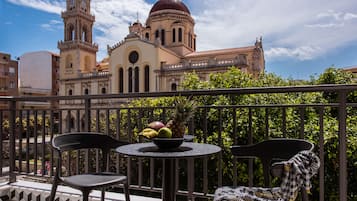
[7,0,64,14]
[305,23,345,28]
[317,10,343,20]
[193,0,357,62]
[90,0,152,60]
[41,19,62,31]
[266,46,322,61]
[6,0,357,62]
[344,13,357,20]
[6,0,152,60]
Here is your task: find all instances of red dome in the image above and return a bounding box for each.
[150,0,190,14]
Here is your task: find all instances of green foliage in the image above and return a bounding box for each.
[89,66,357,199]
[316,67,355,85]
[180,67,357,198]
[2,115,52,138]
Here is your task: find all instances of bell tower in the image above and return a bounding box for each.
[58,0,98,80]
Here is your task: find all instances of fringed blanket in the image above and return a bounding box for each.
[214,150,320,201]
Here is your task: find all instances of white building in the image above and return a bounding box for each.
[19,51,60,109]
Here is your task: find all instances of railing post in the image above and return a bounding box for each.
[9,100,16,183]
[338,90,347,201]
[85,97,91,132]
[84,97,91,173]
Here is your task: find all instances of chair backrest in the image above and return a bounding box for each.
[230,138,314,187]
[52,132,125,152]
[52,132,127,174]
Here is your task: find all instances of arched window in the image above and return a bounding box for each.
[80,115,87,131]
[145,33,149,40]
[194,38,196,51]
[82,26,88,42]
[144,65,150,92]
[68,89,73,96]
[69,115,75,129]
[171,83,177,91]
[155,30,159,39]
[161,29,165,45]
[188,32,191,48]
[69,0,75,8]
[134,67,139,92]
[128,67,133,93]
[178,28,182,42]
[119,68,124,93]
[84,88,89,95]
[68,24,75,41]
[66,114,75,130]
[101,88,106,94]
[172,28,176,43]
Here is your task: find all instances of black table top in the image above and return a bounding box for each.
[116,142,221,159]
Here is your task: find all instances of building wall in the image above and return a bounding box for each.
[109,37,182,93]
[59,48,97,80]
[0,52,18,96]
[19,51,55,90]
[18,51,60,109]
[0,52,18,110]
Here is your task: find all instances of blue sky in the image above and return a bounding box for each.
[1,0,357,80]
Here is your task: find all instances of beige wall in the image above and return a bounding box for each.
[109,38,181,93]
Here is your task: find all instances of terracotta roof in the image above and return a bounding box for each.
[150,0,190,14]
[185,46,256,58]
[342,66,357,70]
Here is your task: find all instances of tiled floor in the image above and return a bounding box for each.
[1,179,161,201]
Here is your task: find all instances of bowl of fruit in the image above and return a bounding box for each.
[140,122,184,150]
[139,97,196,150]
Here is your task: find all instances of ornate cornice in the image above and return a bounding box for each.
[61,11,95,22]
[58,40,98,53]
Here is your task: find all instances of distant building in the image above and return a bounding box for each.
[57,0,265,131]
[342,66,357,77]
[0,52,18,109]
[18,51,60,109]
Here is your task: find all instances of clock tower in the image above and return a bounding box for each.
[58,0,98,81]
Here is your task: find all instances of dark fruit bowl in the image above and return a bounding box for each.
[152,138,184,149]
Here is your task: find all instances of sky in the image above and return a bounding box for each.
[1,0,357,80]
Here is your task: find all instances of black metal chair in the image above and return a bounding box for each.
[217,138,316,201]
[49,132,130,201]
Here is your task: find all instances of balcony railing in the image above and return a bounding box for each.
[162,56,248,71]
[1,84,357,201]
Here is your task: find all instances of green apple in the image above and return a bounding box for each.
[157,127,172,138]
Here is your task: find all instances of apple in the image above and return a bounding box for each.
[157,127,172,138]
[148,121,165,131]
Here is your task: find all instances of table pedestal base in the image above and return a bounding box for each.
[163,159,176,201]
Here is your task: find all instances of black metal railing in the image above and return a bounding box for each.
[1,84,357,201]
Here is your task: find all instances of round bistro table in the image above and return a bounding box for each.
[116,142,221,201]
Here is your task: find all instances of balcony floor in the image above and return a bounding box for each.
[0,177,161,201]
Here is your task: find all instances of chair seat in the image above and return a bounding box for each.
[62,172,127,189]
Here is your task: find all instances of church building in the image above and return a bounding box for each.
[57,0,265,131]
[58,0,265,99]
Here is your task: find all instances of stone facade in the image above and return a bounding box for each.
[0,52,18,110]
